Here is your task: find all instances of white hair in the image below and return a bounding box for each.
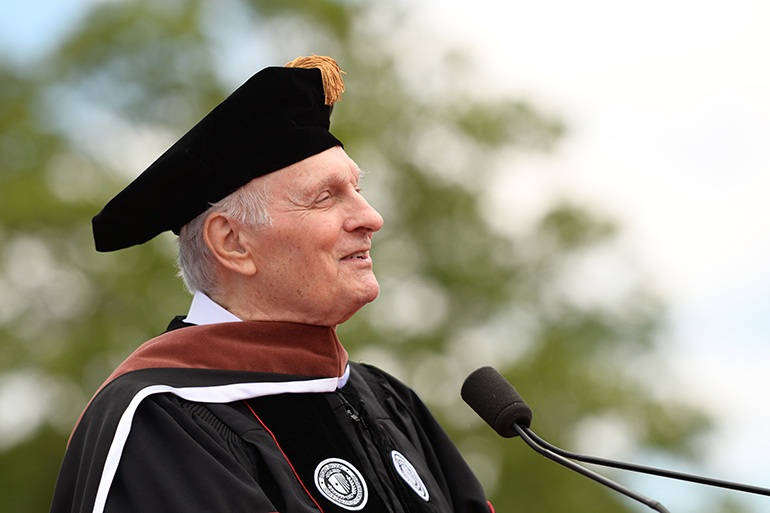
[176,179,272,296]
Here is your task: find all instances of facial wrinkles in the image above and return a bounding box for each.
[223,147,378,326]
[282,170,363,220]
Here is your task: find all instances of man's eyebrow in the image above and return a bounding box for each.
[317,168,366,187]
[292,170,360,202]
[319,172,352,187]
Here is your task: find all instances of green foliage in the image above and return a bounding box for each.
[0,1,716,512]
[0,426,68,513]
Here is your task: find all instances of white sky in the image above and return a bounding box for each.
[2,1,770,511]
[414,1,770,510]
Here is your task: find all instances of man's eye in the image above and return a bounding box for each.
[315,193,332,204]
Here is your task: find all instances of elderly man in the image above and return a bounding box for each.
[51,56,491,513]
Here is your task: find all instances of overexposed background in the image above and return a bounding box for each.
[412,2,770,510]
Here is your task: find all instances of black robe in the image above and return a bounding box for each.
[50,320,492,513]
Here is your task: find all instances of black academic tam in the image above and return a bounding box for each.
[92,57,344,252]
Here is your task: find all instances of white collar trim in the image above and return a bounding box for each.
[183,291,242,325]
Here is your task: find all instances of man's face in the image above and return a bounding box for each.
[240,146,384,326]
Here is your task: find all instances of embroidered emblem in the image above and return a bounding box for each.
[314,458,368,510]
[391,450,430,501]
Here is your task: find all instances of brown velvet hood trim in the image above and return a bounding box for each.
[105,321,348,384]
[69,321,348,446]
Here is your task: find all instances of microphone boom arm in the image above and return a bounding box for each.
[461,366,770,510]
[521,425,770,497]
[513,424,671,513]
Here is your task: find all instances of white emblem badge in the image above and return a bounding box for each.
[391,450,430,501]
[314,457,369,510]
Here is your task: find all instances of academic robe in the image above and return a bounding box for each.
[50,320,492,513]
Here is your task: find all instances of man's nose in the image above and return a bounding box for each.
[345,194,384,233]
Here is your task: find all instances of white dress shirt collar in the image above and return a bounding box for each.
[183,290,242,326]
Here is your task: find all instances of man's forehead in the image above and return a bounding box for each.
[293,157,362,188]
[259,164,357,203]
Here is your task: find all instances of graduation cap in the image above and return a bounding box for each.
[92,55,346,252]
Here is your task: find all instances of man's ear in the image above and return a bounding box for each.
[202,212,258,276]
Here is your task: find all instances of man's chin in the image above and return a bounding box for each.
[362,281,380,304]
[334,286,379,325]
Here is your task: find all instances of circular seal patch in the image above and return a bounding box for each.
[391,450,430,501]
[314,458,369,511]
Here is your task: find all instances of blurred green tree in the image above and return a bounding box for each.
[0,0,728,511]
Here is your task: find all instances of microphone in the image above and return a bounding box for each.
[459,365,532,437]
[462,366,770,510]
[461,366,671,513]
[461,367,770,496]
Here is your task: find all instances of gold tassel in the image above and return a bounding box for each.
[285,54,346,105]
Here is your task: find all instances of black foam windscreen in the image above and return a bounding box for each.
[461,366,533,438]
